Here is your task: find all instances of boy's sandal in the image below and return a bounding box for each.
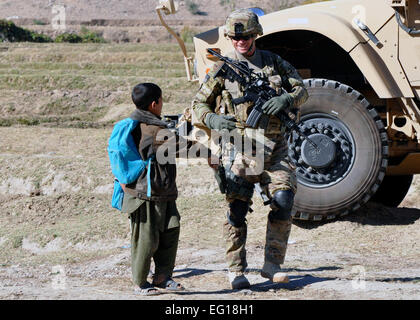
[134,282,161,296]
[153,277,185,292]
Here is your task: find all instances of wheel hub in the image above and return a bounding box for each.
[288,114,355,188]
[301,133,336,169]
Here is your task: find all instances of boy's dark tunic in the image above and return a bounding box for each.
[122,108,180,286]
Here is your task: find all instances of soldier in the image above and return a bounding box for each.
[191,9,308,289]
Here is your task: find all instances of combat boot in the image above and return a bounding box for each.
[228,271,250,289]
[261,260,289,283]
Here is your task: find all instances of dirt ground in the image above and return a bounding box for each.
[0,127,418,300]
[1,200,419,300]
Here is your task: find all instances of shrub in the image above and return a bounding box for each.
[33,19,47,26]
[54,27,106,43]
[219,0,236,10]
[11,235,23,248]
[31,33,54,43]
[54,32,83,43]
[186,0,200,15]
[0,20,52,42]
[80,27,106,43]
[0,21,106,44]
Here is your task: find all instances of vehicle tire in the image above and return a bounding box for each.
[370,174,413,207]
[288,79,388,221]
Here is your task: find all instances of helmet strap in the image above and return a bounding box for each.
[245,39,256,57]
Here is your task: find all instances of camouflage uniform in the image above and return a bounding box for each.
[192,10,308,274]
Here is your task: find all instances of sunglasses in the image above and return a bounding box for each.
[230,35,254,41]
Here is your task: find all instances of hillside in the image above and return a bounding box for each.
[1,0,304,21]
[0,0,305,43]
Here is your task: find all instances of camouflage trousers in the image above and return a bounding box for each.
[221,128,297,272]
[224,218,292,272]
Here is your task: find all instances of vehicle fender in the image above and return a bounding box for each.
[259,2,413,98]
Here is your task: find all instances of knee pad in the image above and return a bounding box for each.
[269,189,295,221]
[227,200,249,227]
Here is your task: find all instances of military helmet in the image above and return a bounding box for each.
[223,9,263,38]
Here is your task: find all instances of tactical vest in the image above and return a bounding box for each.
[218,49,287,139]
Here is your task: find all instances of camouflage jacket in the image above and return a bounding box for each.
[191,48,308,127]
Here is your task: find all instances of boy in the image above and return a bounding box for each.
[119,82,185,295]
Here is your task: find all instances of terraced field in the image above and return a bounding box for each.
[0,42,419,300]
[0,43,197,127]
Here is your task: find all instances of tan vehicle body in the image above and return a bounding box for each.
[157,0,420,220]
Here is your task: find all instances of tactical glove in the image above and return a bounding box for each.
[205,113,237,131]
[262,94,294,116]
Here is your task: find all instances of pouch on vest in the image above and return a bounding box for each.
[107,118,153,211]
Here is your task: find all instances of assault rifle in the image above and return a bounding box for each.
[207,48,317,149]
[163,114,192,137]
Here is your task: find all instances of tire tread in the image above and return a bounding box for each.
[292,78,389,221]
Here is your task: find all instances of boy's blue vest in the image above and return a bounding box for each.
[107,118,153,211]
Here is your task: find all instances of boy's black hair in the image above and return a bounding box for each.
[131,83,162,110]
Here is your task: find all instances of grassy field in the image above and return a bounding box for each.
[0,43,198,127]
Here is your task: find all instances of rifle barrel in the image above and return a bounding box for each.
[207,48,253,79]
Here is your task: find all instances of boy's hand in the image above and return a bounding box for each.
[120,183,127,192]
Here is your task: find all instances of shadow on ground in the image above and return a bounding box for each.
[171,266,339,295]
[376,276,420,283]
[171,274,336,296]
[252,274,336,292]
[173,268,214,279]
[293,202,420,229]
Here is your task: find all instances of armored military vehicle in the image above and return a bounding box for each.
[156,0,420,221]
